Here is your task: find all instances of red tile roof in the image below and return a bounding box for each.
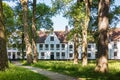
[36,28,120,43]
[37,31,68,43]
[109,28,120,41]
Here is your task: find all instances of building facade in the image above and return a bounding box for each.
[7,28,120,60]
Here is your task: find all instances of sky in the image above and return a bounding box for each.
[4,0,120,31]
[40,0,120,31]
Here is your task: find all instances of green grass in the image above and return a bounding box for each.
[31,60,120,80]
[0,64,50,80]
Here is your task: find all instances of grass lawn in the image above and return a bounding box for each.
[0,64,50,80]
[30,60,120,80]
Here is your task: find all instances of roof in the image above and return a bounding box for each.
[36,28,120,43]
[109,28,120,41]
[37,31,68,43]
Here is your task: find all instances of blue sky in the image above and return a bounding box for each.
[4,0,120,31]
[40,0,120,31]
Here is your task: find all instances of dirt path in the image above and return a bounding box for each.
[13,61,80,80]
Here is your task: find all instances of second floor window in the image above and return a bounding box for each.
[88,45,91,48]
[50,44,54,50]
[114,42,117,49]
[56,44,60,50]
[62,44,65,50]
[39,44,43,50]
[69,45,73,51]
[50,36,54,41]
[45,44,48,50]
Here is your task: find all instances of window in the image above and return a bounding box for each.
[17,52,20,56]
[45,44,49,50]
[41,52,44,59]
[41,52,44,56]
[8,52,11,56]
[56,44,60,50]
[62,52,65,56]
[50,44,54,50]
[62,52,65,59]
[50,36,54,41]
[88,44,91,50]
[69,45,73,51]
[87,53,91,57]
[39,44,43,50]
[69,53,73,57]
[88,45,91,48]
[62,44,65,50]
[56,52,60,59]
[51,52,54,55]
[114,52,117,56]
[56,52,60,56]
[114,42,117,49]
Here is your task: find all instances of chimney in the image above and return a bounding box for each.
[65,25,68,34]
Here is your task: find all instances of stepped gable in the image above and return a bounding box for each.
[37,31,48,43]
[37,30,69,43]
[54,31,68,43]
[109,28,120,41]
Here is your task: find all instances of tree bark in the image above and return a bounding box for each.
[95,0,110,73]
[81,0,91,66]
[20,0,33,64]
[32,0,38,63]
[0,0,8,71]
[73,31,79,64]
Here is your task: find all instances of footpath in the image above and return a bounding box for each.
[13,61,80,80]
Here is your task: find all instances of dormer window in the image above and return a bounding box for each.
[50,36,54,41]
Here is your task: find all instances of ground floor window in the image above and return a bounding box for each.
[114,52,117,56]
[87,53,91,57]
[69,53,73,58]
[56,52,60,59]
[41,52,45,59]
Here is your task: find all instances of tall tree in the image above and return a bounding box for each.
[95,0,110,73]
[73,0,81,64]
[32,0,38,63]
[81,0,91,66]
[0,0,8,71]
[20,0,33,64]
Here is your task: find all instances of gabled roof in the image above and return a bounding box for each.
[109,28,120,41]
[36,28,120,43]
[36,31,68,43]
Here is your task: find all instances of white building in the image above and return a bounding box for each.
[7,28,120,60]
[36,27,96,60]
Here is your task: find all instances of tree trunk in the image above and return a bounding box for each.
[32,0,38,63]
[0,0,8,71]
[73,32,79,64]
[81,0,91,66]
[81,29,87,66]
[20,0,33,64]
[95,0,110,73]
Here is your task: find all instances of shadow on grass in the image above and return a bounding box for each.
[32,61,120,80]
